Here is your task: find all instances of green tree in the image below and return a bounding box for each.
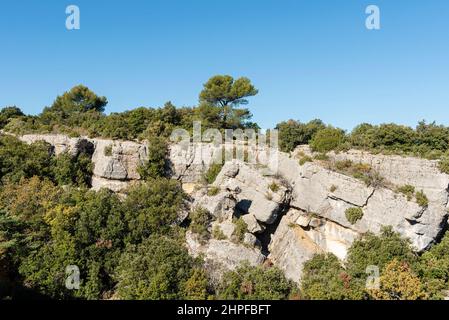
[18,187,127,299]
[123,179,186,244]
[116,236,199,300]
[368,259,428,300]
[0,135,54,184]
[40,85,107,129]
[301,253,362,300]
[53,152,93,187]
[199,75,258,128]
[276,119,326,152]
[346,227,417,280]
[138,136,168,179]
[417,232,449,299]
[218,263,298,300]
[0,106,25,129]
[309,127,346,153]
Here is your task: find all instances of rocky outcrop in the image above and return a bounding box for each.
[268,209,322,283]
[186,160,291,275]
[18,134,148,192]
[186,231,265,282]
[213,161,291,224]
[16,134,449,285]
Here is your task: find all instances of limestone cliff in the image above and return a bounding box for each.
[16,134,449,284]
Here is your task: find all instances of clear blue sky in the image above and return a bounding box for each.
[1,0,448,130]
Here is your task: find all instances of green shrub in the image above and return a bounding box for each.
[276,119,326,152]
[313,153,329,161]
[346,226,417,279]
[309,127,346,153]
[218,263,298,300]
[212,225,227,240]
[123,178,186,244]
[189,207,212,242]
[415,190,429,207]
[207,186,220,196]
[335,159,354,171]
[268,182,280,192]
[438,157,449,174]
[397,185,416,201]
[331,160,384,188]
[416,231,449,299]
[232,218,248,243]
[299,155,313,166]
[53,152,93,187]
[104,145,113,156]
[330,185,338,192]
[138,136,168,179]
[204,163,223,184]
[345,207,364,225]
[301,254,362,300]
[116,236,201,300]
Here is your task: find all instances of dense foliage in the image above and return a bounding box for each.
[2,76,259,141]
[276,119,449,173]
[301,227,449,300]
[0,135,93,187]
[218,263,298,300]
[2,75,449,300]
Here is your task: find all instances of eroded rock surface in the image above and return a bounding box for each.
[18,134,148,192]
[16,134,449,284]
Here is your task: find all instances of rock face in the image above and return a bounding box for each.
[268,209,322,283]
[186,160,291,277]
[213,161,291,224]
[185,231,265,282]
[17,134,449,285]
[178,144,448,283]
[18,134,148,192]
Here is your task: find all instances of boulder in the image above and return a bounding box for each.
[268,210,322,284]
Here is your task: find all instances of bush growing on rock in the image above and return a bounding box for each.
[415,190,429,207]
[232,218,248,243]
[438,157,449,174]
[103,145,113,156]
[268,182,279,192]
[397,185,416,201]
[189,207,212,243]
[203,163,223,184]
[299,155,313,166]
[207,186,220,196]
[212,225,227,240]
[138,136,168,179]
[345,207,364,225]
